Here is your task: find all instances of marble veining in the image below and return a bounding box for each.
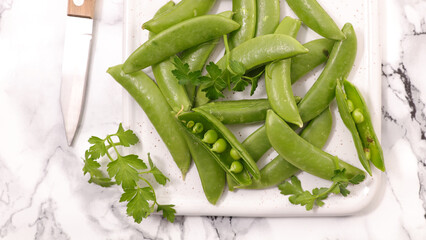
[0,0,426,239]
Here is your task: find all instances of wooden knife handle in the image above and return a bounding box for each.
[67,0,96,19]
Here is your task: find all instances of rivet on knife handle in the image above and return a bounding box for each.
[67,0,96,19]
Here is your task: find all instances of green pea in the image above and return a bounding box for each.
[192,122,204,133]
[186,120,195,128]
[212,138,227,153]
[352,108,365,124]
[202,129,218,144]
[365,148,371,160]
[347,99,355,113]
[230,148,241,160]
[230,161,244,173]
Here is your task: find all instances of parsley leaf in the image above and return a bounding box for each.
[120,187,155,223]
[82,150,115,187]
[83,124,176,223]
[88,136,107,159]
[171,56,203,85]
[148,153,169,186]
[157,204,176,223]
[107,154,147,189]
[116,123,139,147]
[279,168,365,211]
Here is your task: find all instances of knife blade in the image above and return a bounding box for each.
[61,0,96,145]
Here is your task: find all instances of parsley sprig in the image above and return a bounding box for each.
[278,165,365,210]
[171,35,263,100]
[82,124,176,223]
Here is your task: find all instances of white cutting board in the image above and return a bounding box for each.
[122,0,384,216]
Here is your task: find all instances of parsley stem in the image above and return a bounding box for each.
[107,136,122,158]
[139,176,158,203]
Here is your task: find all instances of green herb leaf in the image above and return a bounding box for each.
[148,153,169,186]
[116,123,139,147]
[279,168,366,211]
[157,204,176,223]
[171,56,203,86]
[120,187,154,223]
[231,76,249,92]
[88,136,107,159]
[107,154,147,189]
[82,150,115,187]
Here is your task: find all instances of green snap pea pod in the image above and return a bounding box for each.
[195,34,309,106]
[153,1,175,19]
[255,0,280,36]
[266,17,303,127]
[286,0,345,41]
[298,23,357,123]
[123,15,240,73]
[142,0,217,34]
[291,38,335,84]
[182,129,225,205]
[152,57,192,112]
[180,11,233,103]
[178,110,260,185]
[107,65,191,177]
[149,2,192,113]
[246,107,332,189]
[229,0,256,49]
[336,80,385,174]
[196,99,270,124]
[266,109,365,180]
[149,3,192,113]
[344,80,385,172]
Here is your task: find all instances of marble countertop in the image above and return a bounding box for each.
[1,0,425,239]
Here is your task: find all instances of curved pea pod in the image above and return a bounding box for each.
[298,23,357,123]
[266,109,365,180]
[142,0,217,34]
[196,99,270,124]
[265,17,303,127]
[229,0,257,49]
[178,109,260,185]
[107,65,191,178]
[180,11,233,103]
[152,58,192,112]
[286,0,345,41]
[123,15,240,73]
[291,38,335,84]
[246,107,333,189]
[255,0,280,36]
[182,129,225,205]
[336,79,385,174]
[195,34,309,106]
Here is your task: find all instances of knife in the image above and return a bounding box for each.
[61,0,96,145]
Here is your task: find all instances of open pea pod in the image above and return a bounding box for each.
[335,79,385,174]
[177,109,260,186]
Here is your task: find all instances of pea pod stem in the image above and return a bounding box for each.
[107,65,191,178]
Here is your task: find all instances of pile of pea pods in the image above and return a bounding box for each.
[107,0,385,205]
